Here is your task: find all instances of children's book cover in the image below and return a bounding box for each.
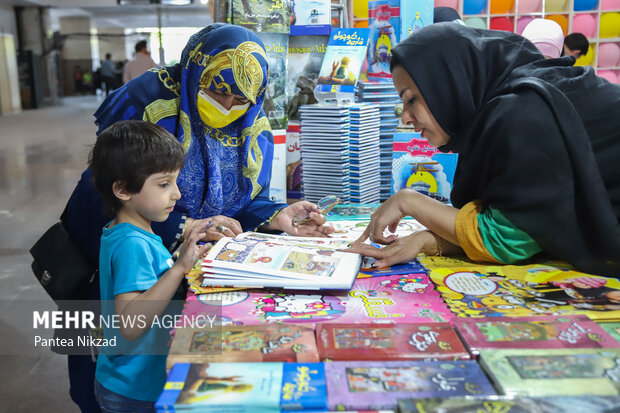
[455,315,620,355]
[398,396,620,413]
[316,28,371,94]
[479,348,620,397]
[200,235,361,289]
[316,323,470,361]
[289,0,331,35]
[325,360,496,411]
[156,362,326,411]
[183,273,453,326]
[400,0,434,41]
[600,322,620,343]
[427,262,620,322]
[368,0,400,80]
[287,36,328,121]
[230,0,290,33]
[256,32,288,130]
[392,132,458,202]
[167,324,319,369]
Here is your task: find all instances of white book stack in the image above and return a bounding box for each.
[299,104,350,203]
[348,104,381,204]
[357,81,400,201]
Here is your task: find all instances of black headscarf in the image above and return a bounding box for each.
[391,23,620,276]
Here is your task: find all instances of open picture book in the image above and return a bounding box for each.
[199,232,361,290]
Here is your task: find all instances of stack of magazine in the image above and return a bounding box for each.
[199,232,360,290]
[356,81,400,201]
[348,103,380,204]
[299,104,350,203]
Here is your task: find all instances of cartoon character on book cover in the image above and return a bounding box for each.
[368,0,400,79]
[317,28,370,88]
[392,133,457,201]
[187,275,452,325]
[430,265,620,320]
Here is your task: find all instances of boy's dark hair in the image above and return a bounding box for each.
[564,33,589,56]
[135,40,148,53]
[89,120,185,215]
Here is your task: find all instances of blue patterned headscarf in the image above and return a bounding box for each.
[95,24,274,219]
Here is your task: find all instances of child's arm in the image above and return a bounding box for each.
[115,223,210,341]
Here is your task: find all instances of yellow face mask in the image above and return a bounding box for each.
[197,90,250,129]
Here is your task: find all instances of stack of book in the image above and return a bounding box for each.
[356,81,400,201]
[348,104,381,204]
[299,104,350,203]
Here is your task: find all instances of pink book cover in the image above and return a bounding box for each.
[455,315,620,355]
[182,274,453,326]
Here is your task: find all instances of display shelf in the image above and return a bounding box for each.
[455,0,620,82]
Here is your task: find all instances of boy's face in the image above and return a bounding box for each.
[124,170,181,223]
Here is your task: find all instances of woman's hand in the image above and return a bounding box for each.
[265,202,335,237]
[185,216,242,242]
[346,230,441,268]
[356,189,418,244]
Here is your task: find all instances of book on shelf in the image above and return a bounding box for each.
[316,323,470,361]
[325,360,495,411]
[289,0,331,35]
[368,0,400,81]
[479,348,620,397]
[166,324,319,370]
[255,32,289,131]
[229,0,289,33]
[286,36,328,122]
[156,362,326,412]
[397,395,620,413]
[315,28,371,96]
[454,315,620,356]
[182,273,453,326]
[199,232,361,290]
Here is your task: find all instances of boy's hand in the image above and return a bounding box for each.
[176,222,211,273]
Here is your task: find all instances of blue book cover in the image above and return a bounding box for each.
[368,0,401,81]
[156,362,283,412]
[290,0,331,35]
[280,363,327,411]
[316,28,371,95]
[400,0,434,41]
[391,132,458,203]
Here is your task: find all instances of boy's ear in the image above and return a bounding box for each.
[112,181,132,202]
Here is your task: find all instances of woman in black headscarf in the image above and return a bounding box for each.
[348,23,620,277]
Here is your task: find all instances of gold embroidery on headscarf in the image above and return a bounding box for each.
[204,126,241,147]
[241,115,271,198]
[185,42,212,69]
[143,98,191,153]
[199,50,234,93]
[152,68,180,96]
[232,42,267,104]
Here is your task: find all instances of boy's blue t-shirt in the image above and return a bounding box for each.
[96,223,175,402]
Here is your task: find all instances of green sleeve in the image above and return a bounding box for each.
[477,207,542,264]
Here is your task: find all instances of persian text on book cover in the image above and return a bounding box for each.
[316,323,470,361]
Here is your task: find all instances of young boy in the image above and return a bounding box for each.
[89,120,210,411]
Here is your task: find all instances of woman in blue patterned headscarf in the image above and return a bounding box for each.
[60,25,333,412]
[63,24,334,267]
